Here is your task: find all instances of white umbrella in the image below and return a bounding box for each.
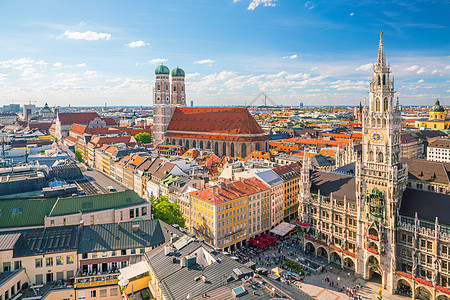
[118,275,124,280]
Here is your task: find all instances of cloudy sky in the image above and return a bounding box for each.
[0,0,448,107]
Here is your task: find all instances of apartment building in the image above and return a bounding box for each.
[427,139,450,163]
[189,178,269,252]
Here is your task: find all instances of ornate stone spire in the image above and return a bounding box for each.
[376,30,386,68]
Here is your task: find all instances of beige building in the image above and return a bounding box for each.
[297,32,450,300]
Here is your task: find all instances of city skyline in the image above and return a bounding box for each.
[0,0,448,107]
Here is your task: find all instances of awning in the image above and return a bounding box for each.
[119,261,150,280]
[270,222,296,237]
[248,234,279,249]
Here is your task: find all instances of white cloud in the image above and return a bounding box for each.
[248,0,277,10]
[285,73,310,80]
[355,63,372,71]
[304,1,315,9]
[416,67,425,74]
[418,79,424,83]
[445,65,450,70]
[125,40,149,48]
[350,12,354,16]
[149,58,167,64]
[63,30,111,41]
[53,62,63,68]
[21,68,44,79]
[282,54,298,60]
[75,63,87,68]
[186,72,200,80]
[194,59,216,65]
[310,66,318,71]
[432,70,438,74]
[406,65,419,71]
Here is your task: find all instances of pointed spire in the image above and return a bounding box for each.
[377,30,386,67]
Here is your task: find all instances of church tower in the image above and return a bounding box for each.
[171,67,186,106]
[355,31,408,292]
[153,63,173,145]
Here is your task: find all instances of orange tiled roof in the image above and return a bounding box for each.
[245,151,273,161]
[190,177,270,204]
[166,107,266,140]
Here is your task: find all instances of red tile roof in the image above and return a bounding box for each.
[190,177,270,204]
[245,151,273,161]
[101,117,118,126]
[58,112,100,125]
[166,107,267,141]
[28,122,53,131]
[88,135,135,148]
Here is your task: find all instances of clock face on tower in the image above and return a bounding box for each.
[371,132,383,143]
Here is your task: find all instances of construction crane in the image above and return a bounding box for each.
[247,91,278,107]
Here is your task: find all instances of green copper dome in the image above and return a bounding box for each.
[431,99,445,112]
[155,64,170,75]
[171,67,185,77]
[40,103,53,114]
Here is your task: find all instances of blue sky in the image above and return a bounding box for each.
[0,0,448,107]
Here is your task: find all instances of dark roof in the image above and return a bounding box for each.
[400,188,450,225]
[13,225,80,257]
[310,171,356,202]
[404,158,450,185]
[311,154,332,167]
[78,219,182,253]
[146,239,311,300]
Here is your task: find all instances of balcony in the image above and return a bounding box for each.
[74,272,120,288]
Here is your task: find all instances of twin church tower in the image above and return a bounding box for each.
[153,64,186,144]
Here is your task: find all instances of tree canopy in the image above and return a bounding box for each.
[75,150,84,163]
[150,195,185,228]
[134,132,152,144]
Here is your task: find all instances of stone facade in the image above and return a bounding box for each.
[296,32,450,299]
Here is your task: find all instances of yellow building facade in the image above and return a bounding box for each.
[415,99,449,130]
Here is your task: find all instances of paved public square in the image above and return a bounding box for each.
[233,233,411,300]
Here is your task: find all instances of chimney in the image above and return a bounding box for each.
[132,224,140,233]
[118,223,121,230]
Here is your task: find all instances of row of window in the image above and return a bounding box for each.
[81,249,145,259]
[35,255,74,268]
[0,280,21,300]
[78,287,118,299]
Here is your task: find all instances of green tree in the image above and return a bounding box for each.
[75,150,84,163]
[134,132,152,144]
[150,195,185,228]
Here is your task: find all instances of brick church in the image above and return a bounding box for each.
[152,64,268,157]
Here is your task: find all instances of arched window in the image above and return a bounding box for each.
[223,142,227,156]
[255,143,260,151]
[375,98,380,112]
[200,141,204,149]
[241,144,247,157]
[179,139,183,146]
[166,138,169,145]
[186,140,190,149]
[383,98,388,111]
[214,142,219,155]
[172,139,175,145]
[378,152,383,163]
[157,84,160,90]
[193,140,196,148]
[174,85,176,91]
[382,74,386,85]
[369,151,374,161]
[231,143,235,157]
[377,75,381,86]
[207,141,211,150]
